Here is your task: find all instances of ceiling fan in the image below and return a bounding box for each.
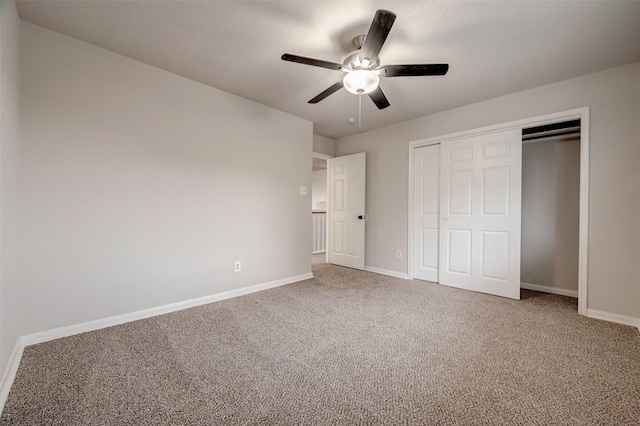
[281,9,449,110]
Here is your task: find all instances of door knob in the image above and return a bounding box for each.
[358,215,368,220]
[358,215,364,220]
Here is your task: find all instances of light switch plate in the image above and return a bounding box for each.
[300,186,308,195]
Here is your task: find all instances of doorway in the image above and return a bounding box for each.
[521,120,581,297]
[311,153,330,265]
[312,152,368,270]
[408,107,590,315]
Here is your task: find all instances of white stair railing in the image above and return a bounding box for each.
[312,212,326,253]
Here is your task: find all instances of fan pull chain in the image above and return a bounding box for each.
[358,92,362,127]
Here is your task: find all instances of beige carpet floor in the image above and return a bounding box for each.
[311,252,326,264]
[2,263,639,425]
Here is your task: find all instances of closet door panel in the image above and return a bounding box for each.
[413,144,440,282]
[439,130,522,299]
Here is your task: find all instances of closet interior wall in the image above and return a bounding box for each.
[521,131,580,297]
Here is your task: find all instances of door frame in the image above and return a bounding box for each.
[408,107,590,315]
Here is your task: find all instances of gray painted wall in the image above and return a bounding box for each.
[312,169,327,210]
[0,0,21,375]
[336,60,640,320]
[312,135,332,211]
[16,23,312,351]
[313,134,336,157]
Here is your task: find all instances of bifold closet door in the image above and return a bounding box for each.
[439,129,522,299]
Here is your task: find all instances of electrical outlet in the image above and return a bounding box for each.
[300,186,308,195]
[234,261,241,272]
[396,250,402,258]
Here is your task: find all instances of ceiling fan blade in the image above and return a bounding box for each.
[379,64,449,77]
[359,9,397,65]
[368,86,390,109]
[309,81,344,104]
[282,53,343,71]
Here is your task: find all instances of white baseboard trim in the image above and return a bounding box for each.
[364,266,409,280]
[0,338,26,414]
[0,272,313,413]
[587,309,640,331]
[520,282,578,298]
[21,272,313,347]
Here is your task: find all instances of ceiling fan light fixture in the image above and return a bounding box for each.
[281,9,449,110]
[343,70,379,94]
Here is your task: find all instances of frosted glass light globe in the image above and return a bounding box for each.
[343,70,379,94]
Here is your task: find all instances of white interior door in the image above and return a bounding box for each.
[413,144,440,282]
[439,129,522,299]
[328,152,366,270]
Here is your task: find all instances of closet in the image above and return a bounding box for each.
[520,121,580,297]
[412,119,580,300]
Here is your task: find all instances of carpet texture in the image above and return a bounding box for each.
[2,263,639,425]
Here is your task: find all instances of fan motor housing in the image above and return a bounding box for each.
[343,49,380,71]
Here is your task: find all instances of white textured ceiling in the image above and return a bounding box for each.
[16,1,640,139]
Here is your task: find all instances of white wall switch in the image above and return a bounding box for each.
[300,186,308,195]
